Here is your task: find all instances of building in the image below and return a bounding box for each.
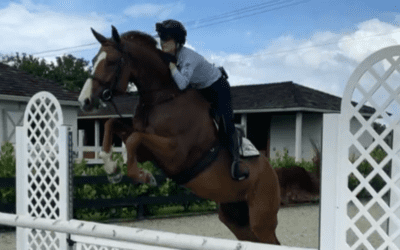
[0,63,80,148]
[77,81,375,163]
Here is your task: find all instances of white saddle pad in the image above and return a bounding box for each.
[213,119,259,157]
[239,137,260,157]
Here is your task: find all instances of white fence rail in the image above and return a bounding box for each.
[0,212,315,250]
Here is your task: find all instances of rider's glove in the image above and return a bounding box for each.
[169,62,178,75]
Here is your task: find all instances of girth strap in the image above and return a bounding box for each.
[170,141,221,185]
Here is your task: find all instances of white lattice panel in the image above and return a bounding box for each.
[337,45,400,250]
[16,91,70,250]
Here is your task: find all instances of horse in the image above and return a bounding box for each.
[78,26,281,244]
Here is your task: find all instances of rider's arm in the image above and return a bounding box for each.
[169,61,195,90]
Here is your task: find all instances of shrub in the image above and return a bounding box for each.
[269,148,315,172]
[348,146,388,197]
[0,142,16,178]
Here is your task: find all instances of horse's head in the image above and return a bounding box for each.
[78,26,170,112]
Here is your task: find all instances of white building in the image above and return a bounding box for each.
[0,63,80,148]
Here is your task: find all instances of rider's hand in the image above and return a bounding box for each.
[161,39,177,56]
[169,62,178,75]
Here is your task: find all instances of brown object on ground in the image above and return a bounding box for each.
[275,166,320,205]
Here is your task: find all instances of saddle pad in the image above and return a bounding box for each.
[212,118,259,157]
[239,137,260,157]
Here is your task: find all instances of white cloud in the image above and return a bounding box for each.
[203,18,400,97]
[124,2,184,19]
[0,1,110,56]
[339,19,400,63]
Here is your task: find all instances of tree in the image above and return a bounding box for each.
[1,53,91,91]
[49,54,92,91]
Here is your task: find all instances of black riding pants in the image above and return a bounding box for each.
[199,77,235,149]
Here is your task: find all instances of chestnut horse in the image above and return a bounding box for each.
[78,26,280,244]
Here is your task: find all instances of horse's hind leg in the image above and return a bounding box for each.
[218,202,259,242]
[248,164,281,244]
[102,118,133,153]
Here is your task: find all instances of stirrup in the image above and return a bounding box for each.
[231,160,249,181]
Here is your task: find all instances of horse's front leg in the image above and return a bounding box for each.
[99,118,118,175]
[99,118,132,182]
[125,132,158,186]
[125,132,178,186]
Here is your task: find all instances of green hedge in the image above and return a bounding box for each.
[0,142,15,204]
[0,142,216,221]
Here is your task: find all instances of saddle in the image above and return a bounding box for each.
[212,111,259,158]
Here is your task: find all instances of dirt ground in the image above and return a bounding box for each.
[0,203,320,250]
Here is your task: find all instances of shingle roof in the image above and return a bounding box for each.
[0,63,79,104]
[78,81,375,118]
[232,81,375,114]
[232,81,341,112]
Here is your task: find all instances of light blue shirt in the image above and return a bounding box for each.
[171,47,221,90]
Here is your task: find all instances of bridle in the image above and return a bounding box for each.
[88,46,125,118]
[88,43,180,119]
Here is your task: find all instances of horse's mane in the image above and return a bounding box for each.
[92,30,158,65]
[119,31,158,48]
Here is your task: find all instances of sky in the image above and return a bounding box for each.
[1,0,400,99]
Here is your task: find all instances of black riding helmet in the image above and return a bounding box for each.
[156,19,187,46]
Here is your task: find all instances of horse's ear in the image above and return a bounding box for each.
[91,28,108,44]
[112,25,121,44]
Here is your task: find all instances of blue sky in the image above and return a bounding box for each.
[0,0,399,97]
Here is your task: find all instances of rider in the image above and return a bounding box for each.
[156,19,249,181]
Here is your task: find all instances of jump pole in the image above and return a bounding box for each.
[0,212,316,250]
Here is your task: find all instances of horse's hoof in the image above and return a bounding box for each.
[142,169,157,186]
[149,175,157,187]
[107,168,123,184]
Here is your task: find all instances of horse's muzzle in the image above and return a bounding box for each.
[80,98,93,112]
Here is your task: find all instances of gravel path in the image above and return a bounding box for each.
[0,204,319,249]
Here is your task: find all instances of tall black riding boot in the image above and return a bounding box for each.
[229,131,249,181]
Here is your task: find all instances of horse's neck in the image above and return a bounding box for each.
[124,43,177,93]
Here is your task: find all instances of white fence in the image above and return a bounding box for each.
[76,128,127,165]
